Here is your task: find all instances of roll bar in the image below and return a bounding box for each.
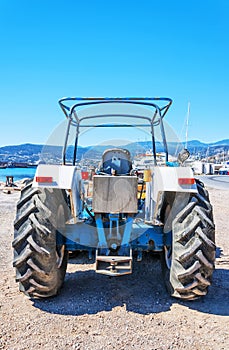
[58,97,173,166]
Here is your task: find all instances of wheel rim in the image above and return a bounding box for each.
[56,204,66,268]
[164,246,172,269]
[164,204,172,269]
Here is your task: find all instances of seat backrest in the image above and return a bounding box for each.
[101,148,132,175]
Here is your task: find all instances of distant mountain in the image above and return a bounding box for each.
[0,139,229,164]
[0,143,43,154]
[209,139,229,146]
[186,140,206,147]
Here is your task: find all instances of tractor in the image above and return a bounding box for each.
[13,97,215,300]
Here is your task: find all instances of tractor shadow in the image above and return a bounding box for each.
[32,250,229,317]
[33,254,172,315]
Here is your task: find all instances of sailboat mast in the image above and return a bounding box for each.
[185,102,190,149]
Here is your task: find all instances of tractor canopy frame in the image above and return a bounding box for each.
[58,97,173,166]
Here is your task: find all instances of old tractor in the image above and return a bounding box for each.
[13,97,215,300]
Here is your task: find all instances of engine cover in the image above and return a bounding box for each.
[92,175,138,213]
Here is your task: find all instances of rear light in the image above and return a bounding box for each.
[35,176,53,183]
[178,178,195,185]
[81,171,89,180]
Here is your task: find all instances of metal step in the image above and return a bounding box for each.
[95,249,132,276]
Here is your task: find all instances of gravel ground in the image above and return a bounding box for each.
[0,187,228,350]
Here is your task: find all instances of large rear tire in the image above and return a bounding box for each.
[162,180,215,300]
[13,180,69,298]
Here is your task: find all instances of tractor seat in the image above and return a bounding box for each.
[99,148,132,175]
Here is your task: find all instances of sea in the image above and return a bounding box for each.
[0,167,36,182]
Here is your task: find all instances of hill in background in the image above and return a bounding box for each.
[0,140,229,165]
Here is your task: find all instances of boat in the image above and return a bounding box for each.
[133,152,168,170]
[219,161,229,175]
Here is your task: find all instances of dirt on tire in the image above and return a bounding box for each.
[168,180,215,300]
[0,187,228,350]
[13,181,68,298]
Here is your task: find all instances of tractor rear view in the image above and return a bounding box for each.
[13,97,215,300]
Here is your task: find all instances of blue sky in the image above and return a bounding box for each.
[0,0,228,147]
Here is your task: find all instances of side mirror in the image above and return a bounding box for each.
[177,148,190,164]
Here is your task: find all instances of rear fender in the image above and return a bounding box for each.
[145,166,198,223]
[32,164,84,220]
